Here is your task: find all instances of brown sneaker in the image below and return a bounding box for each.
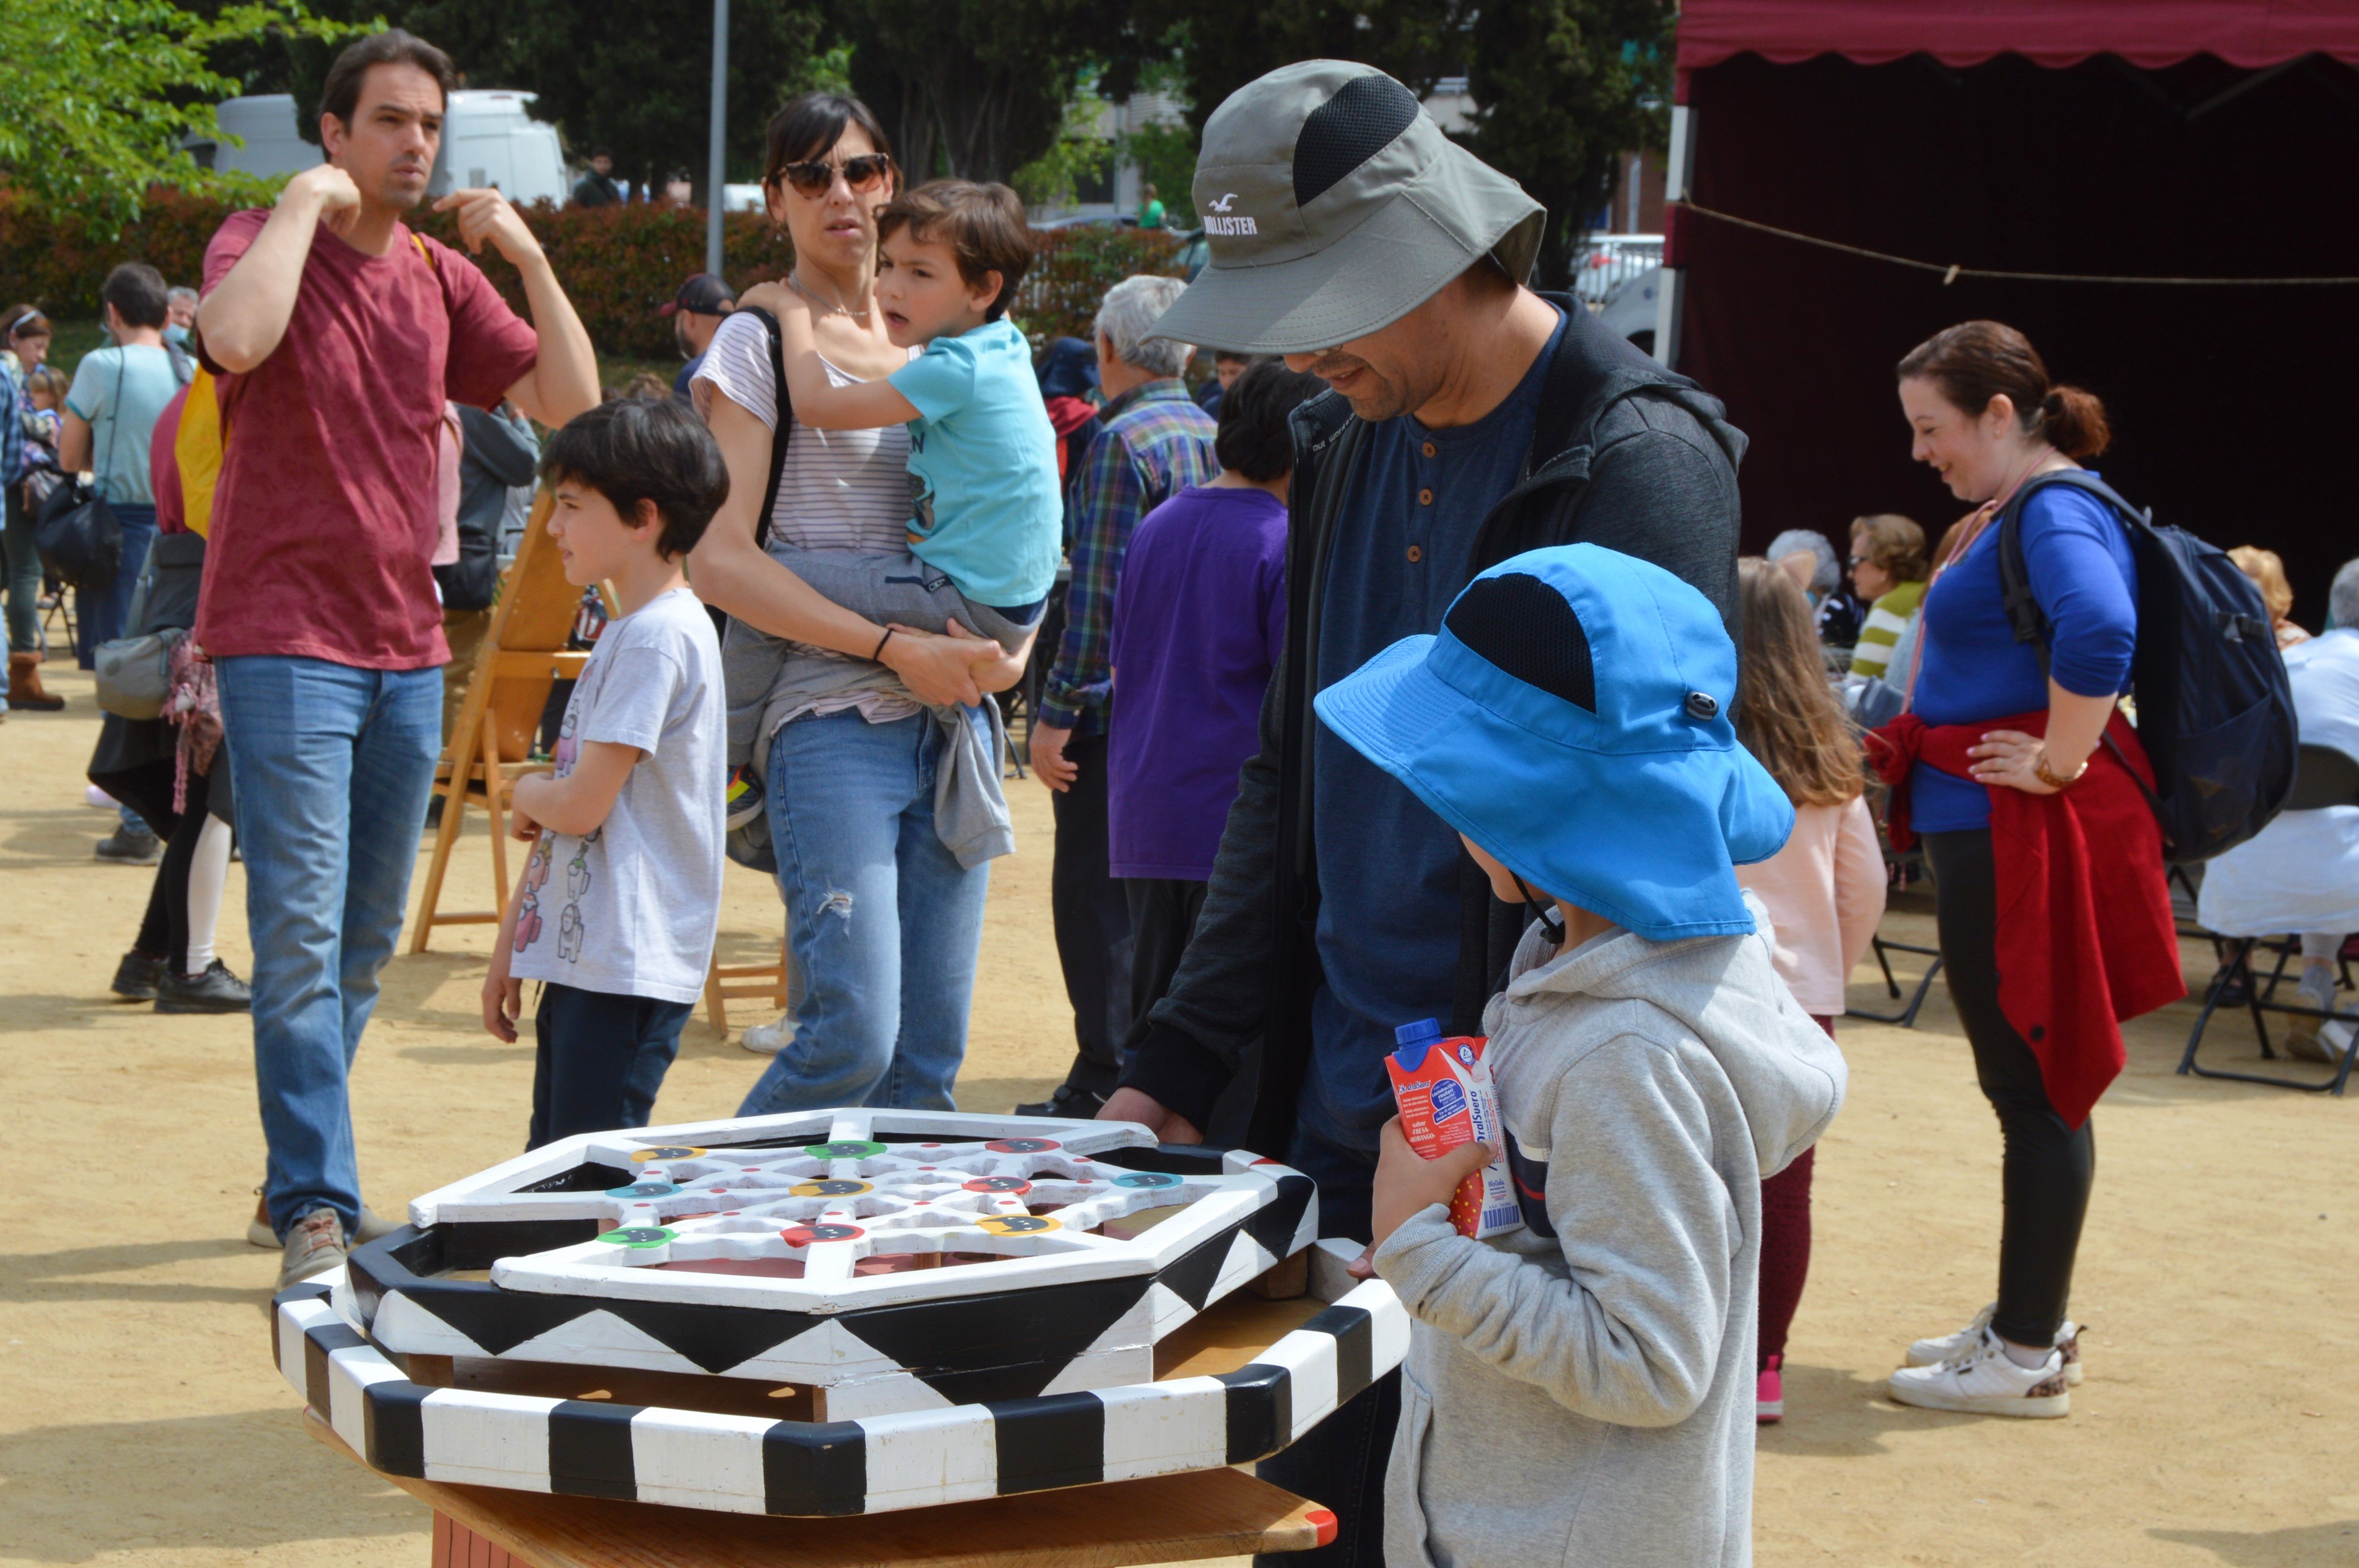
[277,1208,347,1290]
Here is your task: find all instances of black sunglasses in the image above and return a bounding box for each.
[776,154,894,199]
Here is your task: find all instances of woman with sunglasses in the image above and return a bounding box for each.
[690,93,1028,1107]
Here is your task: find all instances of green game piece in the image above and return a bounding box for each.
[807,1140,887,1160]
[594,1226,675,1248]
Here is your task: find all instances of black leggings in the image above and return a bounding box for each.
[1922,828,2094,1347]
[132,765,214,975]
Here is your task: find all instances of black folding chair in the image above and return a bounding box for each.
[2177,743,2359,1095]
[1854,933,1945,1027]
[1852,842,1945,1027]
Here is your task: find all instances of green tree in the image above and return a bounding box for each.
[829,0,1144,185]
[1459,0,1671,287]
[1010,90,1114,212]
[1140,0,1671,287]
[0,0,346,230]
[408,0,833,197]
[241,0,832,200]
[1134,1,1469,142]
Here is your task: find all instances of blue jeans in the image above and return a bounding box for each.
[76,502,156,668]
[530,983,691,1149]
[218,656,442,1239]
[738,708,991,1115]
[2,484,41,656]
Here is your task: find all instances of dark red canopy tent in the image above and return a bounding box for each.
[1661,0,2359,624]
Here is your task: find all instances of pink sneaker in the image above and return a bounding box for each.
[1757,1354,1784,1423]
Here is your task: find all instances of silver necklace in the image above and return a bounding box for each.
[788,270,871,321]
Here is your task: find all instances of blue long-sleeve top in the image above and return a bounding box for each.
[1909,478,2139,832]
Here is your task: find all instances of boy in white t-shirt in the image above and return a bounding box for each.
[482,399,730,1147]
[720,177,1061,822]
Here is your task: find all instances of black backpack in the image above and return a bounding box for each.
[1996,470,2296,863]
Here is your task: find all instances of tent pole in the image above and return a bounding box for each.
[1656,89,1696,369]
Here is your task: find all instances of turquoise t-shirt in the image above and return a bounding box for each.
[66,343,179,506]
[886,318,1062,610]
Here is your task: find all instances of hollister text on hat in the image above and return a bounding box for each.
[1313,544,1795,941]
[1145,61,1545,357]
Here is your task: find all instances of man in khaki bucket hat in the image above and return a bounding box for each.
[1109,60,1752,1566]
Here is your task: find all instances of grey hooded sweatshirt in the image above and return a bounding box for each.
[1372,902,1846,1568]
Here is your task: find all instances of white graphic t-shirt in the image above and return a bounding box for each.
[510,587,724,1003]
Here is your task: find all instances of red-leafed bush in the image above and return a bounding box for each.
[1013,226,1189,345]
[0,188,226,315]
[0,191,1187,359]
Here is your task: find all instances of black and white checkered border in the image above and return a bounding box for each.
[273,1242,1408,1516]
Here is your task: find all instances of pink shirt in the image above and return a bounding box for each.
[1736,796,1886,1017]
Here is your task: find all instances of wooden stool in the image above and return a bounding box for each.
[411,492,602,952]
[703,938,791,1036]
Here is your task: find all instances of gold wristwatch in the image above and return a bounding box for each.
[2032,747,2088,790]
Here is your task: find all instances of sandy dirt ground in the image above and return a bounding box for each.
[3,662,2355,1568]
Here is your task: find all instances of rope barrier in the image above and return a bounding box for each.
[1674,200,2359,287]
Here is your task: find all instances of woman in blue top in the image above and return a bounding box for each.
[1884,320,2135,1419]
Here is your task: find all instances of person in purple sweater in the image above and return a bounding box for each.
[1106,360,1326,1084]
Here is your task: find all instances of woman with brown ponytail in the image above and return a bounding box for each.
[1872,320,2183,1419]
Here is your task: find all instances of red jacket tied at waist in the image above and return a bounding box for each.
[1868,709,2185,1127]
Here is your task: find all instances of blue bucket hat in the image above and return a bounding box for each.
[1313,544,1794,941]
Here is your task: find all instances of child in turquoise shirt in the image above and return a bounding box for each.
[722,179,1060,816]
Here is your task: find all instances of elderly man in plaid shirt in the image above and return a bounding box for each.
[1022,274,1218,1118]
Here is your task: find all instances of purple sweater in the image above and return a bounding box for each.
[1107,485,1288,880]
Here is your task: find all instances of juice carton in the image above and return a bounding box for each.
[1385,1018,1522,1239]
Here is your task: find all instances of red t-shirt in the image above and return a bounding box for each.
[193,209,540,668]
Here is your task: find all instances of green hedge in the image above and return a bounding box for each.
[0,191,1187,360]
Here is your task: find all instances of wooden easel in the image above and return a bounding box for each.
[409,491,594,953]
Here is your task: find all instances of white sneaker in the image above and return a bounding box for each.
[1906,1302,2082,1386]
[1889,1327,2071,1417]
[742,1015,793,1056]
[84,784,117,810]
[2284,969,2343,1063]
[2321,1018,2356,1063]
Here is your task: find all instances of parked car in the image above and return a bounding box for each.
[1573,234,1664,307]
[189,91,568,207]
[1033,212,1141,231]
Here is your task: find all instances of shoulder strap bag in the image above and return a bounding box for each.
[34,351,125,588]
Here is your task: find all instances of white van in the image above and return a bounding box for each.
[191,91,569,207]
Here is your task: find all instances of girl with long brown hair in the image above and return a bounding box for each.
[1731,557,1886,1424]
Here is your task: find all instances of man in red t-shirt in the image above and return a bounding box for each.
[193,28,598,1289]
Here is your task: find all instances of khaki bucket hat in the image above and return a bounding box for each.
[1146,61,1544,355]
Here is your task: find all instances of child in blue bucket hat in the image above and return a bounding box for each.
[1317,543,1847,1568]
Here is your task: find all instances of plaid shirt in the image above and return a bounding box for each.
[1038,378,1219,735]
[0,364,23,493]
